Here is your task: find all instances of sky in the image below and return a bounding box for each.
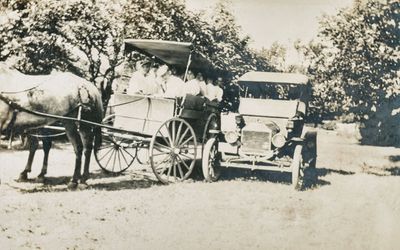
[186,0,354,49]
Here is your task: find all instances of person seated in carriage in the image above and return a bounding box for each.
[156,65,186,98]
[183,70,201,96]
[126,60,159,95]
[205,76,223,102]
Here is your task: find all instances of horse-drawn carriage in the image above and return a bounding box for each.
[0,39,220,186]
[93,39,220,183]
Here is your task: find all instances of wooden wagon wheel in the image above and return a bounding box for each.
[93,114,137,174]
[149,118,197,184]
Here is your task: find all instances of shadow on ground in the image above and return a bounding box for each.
[389,155,400,163]
[361,164,400,177]
[7,170,161,193]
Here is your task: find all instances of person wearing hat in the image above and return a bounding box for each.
[126,59,153,95]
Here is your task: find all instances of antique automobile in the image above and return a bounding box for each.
[202,71,317,189]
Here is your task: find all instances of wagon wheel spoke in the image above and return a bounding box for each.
[163,123,174,146]
[120,147,136,160]
[176,161,184,179]
[116,149,123,172]
[175,121,183,144]
[119,148,130,167]
[172,158,177,180]
[179,153,195,160]
[97,146,114,162]
[166,160,173,181]
[176,155,190,170]
[112,147,118,172]
[156,130,172,148]
[179,135,194,148]
[155,154,172,170]
[104,149,116,170]
[171,120,176,144]
[155,163,170,176]
[154,142,172,151]
[176,127,189,145]
[151,151,170,157]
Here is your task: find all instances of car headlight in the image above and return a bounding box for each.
[224,131,239,144]
[272,133,286,148]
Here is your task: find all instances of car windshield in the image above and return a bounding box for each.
[239,83,306,100]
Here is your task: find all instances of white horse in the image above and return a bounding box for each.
[0,63,103,188]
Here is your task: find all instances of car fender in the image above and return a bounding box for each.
[301,127,317,162]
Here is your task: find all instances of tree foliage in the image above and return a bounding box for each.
[0,0,272,106]
[299,0,399,144]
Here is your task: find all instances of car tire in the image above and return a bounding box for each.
[291,144,303,190]
[202,138,222,182]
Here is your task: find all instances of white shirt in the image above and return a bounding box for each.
[127,71,147,95]
[127,71,158,95]
[184,79,201,96]
[164,75,185,98]
[206,84,223,102]
[198,80,207,96]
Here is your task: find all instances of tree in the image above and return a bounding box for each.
[204,1,273,77]
[0,0,126,106]
[299,0,399,145]
[1,0,273,109]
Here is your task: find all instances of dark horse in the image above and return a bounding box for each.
[0,63,103,188]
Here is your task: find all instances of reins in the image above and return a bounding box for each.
[0,93,152,138]
[0,84,42,95]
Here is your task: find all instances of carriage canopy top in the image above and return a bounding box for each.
[238,72,308,85]
[124,39,213,71]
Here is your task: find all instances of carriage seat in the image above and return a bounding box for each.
[179,95,220,119]
[181,94,206,111]
[179,94,207,119]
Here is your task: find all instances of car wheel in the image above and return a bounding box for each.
[202,138,221,182]
[291,144,303,190]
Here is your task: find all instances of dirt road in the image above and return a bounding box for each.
[0,129,399,250]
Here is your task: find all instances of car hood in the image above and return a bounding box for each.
[239,98,302,118]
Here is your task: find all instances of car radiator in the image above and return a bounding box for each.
[241,129,271,154]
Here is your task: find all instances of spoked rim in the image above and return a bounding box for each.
[94,133,137,174]
[149,118,197,184]
[202,138,221,182]
[94,114,137,174]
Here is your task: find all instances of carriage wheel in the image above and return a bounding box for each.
[202,113,219,147]
[94,115,137,174]
[149,118,197,184]
[291,144,304,190]
[202,138,222,182]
